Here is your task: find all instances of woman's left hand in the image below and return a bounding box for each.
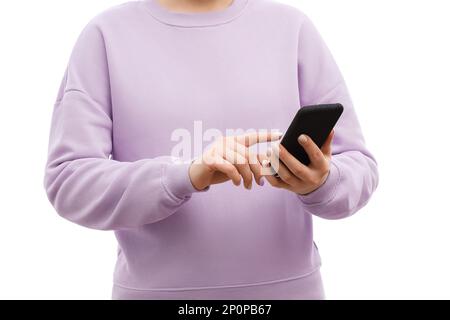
[261,131,334,195]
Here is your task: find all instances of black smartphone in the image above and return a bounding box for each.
[278,103,344,167]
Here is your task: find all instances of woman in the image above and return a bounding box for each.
[44,0,378,299]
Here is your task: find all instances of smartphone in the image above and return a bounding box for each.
[278,103,344,167]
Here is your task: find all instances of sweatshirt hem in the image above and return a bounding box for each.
[113,266,321,292]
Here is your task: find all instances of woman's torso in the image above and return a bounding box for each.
[98,0,322,296]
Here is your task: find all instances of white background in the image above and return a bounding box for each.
[0,0,449,299]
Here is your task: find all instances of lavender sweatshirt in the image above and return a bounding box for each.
[44,0,378,299]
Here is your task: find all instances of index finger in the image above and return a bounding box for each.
[298,134,327,169]
[321,130,334,157]
[237,131,283,147]
[278,145,311,180]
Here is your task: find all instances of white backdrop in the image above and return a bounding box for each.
[0,0,449,299]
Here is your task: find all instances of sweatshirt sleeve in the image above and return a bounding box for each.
[44,21,205,231]
[295,15,379,220]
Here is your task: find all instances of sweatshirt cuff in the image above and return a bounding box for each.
[298,160,340,206]
[162,159,209,200]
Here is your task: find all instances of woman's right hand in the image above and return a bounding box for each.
[189,132,282,191]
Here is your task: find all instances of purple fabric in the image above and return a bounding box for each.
[111,269,325,300]
[44,0,378,299]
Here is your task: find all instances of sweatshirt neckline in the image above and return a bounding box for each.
[142,0,250,28]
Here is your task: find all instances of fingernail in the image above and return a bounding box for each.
[298,135,307,144]
[259,178,265,186]
[273,131,284,138]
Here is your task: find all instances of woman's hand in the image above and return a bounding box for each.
[261,131,334,195]
[189,132,282,191]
